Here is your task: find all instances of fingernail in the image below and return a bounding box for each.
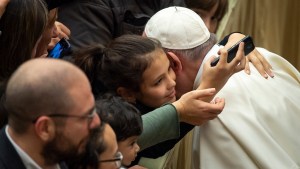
[264,74,268,79]
[269,72,274,78]
[208,88,216,92]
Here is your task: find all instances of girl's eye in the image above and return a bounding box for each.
[154,78,162,86]
[131,141,137,146]
[211,16,218,21]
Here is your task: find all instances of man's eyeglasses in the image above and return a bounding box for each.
[32,107,97,124]
[99,151,123,168]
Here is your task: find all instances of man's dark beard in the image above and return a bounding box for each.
[41,130,86,165]
[67,124,105,169]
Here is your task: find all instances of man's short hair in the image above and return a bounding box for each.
[4,59,82,133]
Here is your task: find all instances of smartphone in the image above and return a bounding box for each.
[210,36,255,67]
[48,38,71,59]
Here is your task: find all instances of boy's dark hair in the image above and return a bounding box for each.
[96,93,143,141]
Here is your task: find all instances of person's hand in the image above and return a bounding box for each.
[55,21,71,38]
[48,21,71,50]
[223,33,245,48]
[128,165,148,169]
[245,49,274,78]
[225,33,274,78]
[198,42,246,102]
[172,88,225,126]
[0,0,10,18]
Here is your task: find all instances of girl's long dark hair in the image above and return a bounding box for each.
[73,34,163,97]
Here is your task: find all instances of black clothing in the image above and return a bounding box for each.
[0,82,7,129]
[57,0,186,50]
[44,0,73,10]
[0,128,26,169]
[0,128,69,169]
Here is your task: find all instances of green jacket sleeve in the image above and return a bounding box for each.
[138,104,180,150]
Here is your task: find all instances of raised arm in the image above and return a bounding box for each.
[197,41,246,103]
[224,33,274,78]
[138,88,224,150]
[197,32,275,103]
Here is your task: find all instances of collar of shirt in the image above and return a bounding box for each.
[193,44,224,90]
[5,126,61,169]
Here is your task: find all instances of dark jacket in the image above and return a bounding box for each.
[57,0,185,50]
[0,82,7,129]
[0,128,26,169]
[0,128,68,169]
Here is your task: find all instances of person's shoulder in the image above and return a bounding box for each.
[0,128,11,158]
[0,129,26,169]
[0,127,6,143]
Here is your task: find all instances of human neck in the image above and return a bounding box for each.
[7,126,57,169]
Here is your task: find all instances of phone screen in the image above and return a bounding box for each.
[48,38,71,59]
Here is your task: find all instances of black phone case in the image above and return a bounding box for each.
[211,36,255,67]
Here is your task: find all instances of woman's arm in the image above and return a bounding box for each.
[224,33,274,78]
[138,88,224,150]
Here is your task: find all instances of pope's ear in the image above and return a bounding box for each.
[116,87,136,103]
[167,51,182,72]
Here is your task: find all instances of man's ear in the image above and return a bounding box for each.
[167,52,182,73]
[34,116,55,142]
[117,87,136,103]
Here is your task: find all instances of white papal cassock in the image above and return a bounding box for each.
[191,46,300,169]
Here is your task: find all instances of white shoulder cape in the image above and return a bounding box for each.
[192,47,300,169]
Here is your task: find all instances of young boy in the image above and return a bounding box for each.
[96,94,143,168]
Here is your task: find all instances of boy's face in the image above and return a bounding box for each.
[136,49,176,108]
[118,136,140,166]
[98,124,120,169]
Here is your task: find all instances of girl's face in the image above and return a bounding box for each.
[117,136,140,166]
[35,9,59,58]
[136,49,176,108]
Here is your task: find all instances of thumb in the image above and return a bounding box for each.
[205,54,219,67]
[192,88,216,98]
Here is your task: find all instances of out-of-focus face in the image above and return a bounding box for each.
[135,49,176,108]
[174,71,195,99]
[62,75,100,153]
[118,136,140,166]
[35,8,58,58]
[98,124,120,169]
[42,71,101,164]
[171,54,203,99]
[31,36,43,58]
[190,1,219,33]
